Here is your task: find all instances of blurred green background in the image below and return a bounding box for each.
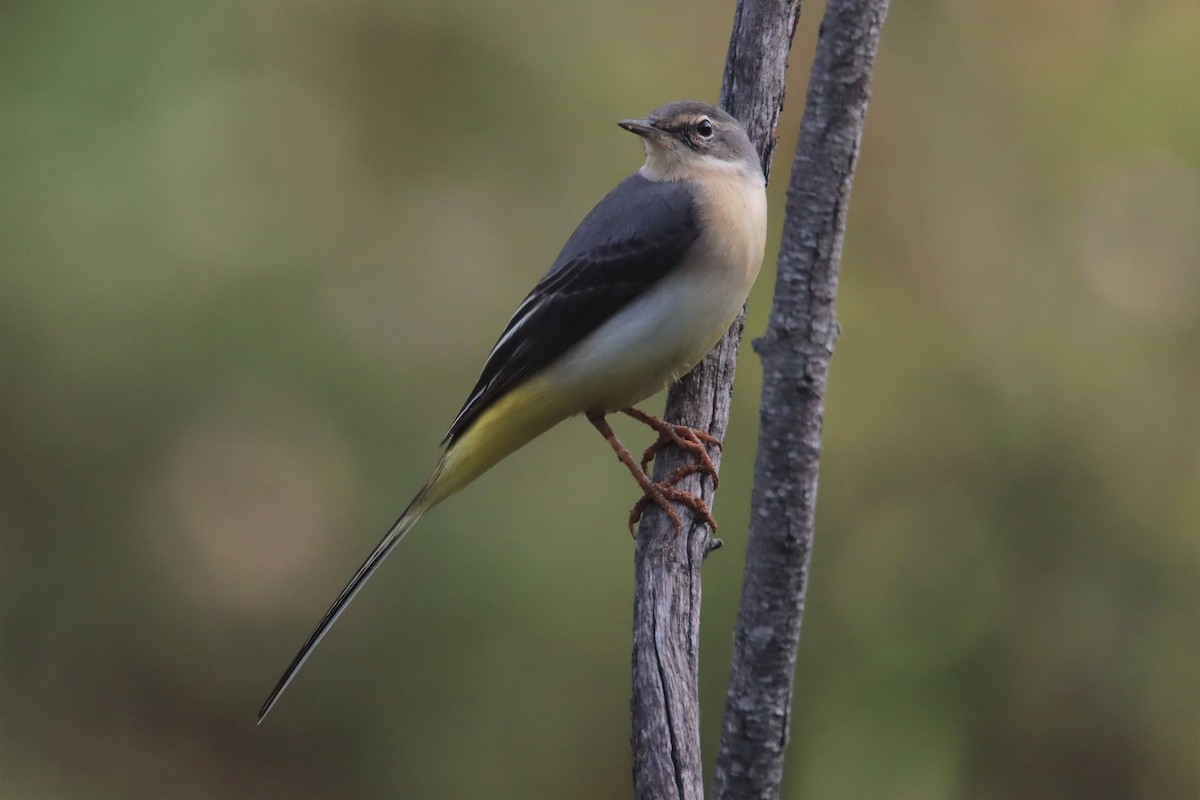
[2,0,1197,797]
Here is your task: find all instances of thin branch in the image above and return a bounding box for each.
[713,0,890,798]
[629,1,802,798]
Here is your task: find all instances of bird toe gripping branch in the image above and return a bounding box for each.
[588,408,721,538]
[622,406,722,485]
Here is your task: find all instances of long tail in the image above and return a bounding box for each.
[256,491,429,724]
[256,379,567,723]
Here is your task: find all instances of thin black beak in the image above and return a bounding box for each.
[617,119,664,139]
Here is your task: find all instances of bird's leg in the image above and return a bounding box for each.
[587,412,716,537]
[620,407,722,489]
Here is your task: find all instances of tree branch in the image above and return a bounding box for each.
[629,1,802,798]
[713,1,890,798]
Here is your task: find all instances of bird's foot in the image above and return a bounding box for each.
[628,481,718,537]
[620,407,722,488]
[588,410,720,539]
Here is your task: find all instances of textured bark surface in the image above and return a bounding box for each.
[713,1,891,798]
[629,1,802,798]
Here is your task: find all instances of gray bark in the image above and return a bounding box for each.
[630,0,890,797]
[713,0,891,798]
[629,1,801,798]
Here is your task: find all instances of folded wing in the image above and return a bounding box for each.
[444,173,699,445]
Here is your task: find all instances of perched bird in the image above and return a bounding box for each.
[258,100,767,722]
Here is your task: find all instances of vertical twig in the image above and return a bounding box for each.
[712,1,890,798]
[629,1,802,798]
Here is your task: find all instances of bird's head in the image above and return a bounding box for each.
[618,101,761,182]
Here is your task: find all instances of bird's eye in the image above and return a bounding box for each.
[696,119,714,138]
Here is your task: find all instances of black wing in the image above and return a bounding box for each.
[443,173,699,444]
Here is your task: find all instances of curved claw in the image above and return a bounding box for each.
[662,462,710,486]
[628,481,718,537]
[593,409,723,539]
[623,408,723,491]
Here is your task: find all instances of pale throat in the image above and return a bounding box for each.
[637,144,761,188]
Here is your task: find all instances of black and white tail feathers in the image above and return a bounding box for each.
[256,494,428,723]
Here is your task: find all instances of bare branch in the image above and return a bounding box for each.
[629,1,802,797]
[713,0,891,798]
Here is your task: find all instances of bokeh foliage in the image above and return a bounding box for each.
[1,1,1196,798]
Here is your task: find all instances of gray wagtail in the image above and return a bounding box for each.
[258,100,767,722]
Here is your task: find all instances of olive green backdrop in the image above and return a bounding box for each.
[2,1,1196,798]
